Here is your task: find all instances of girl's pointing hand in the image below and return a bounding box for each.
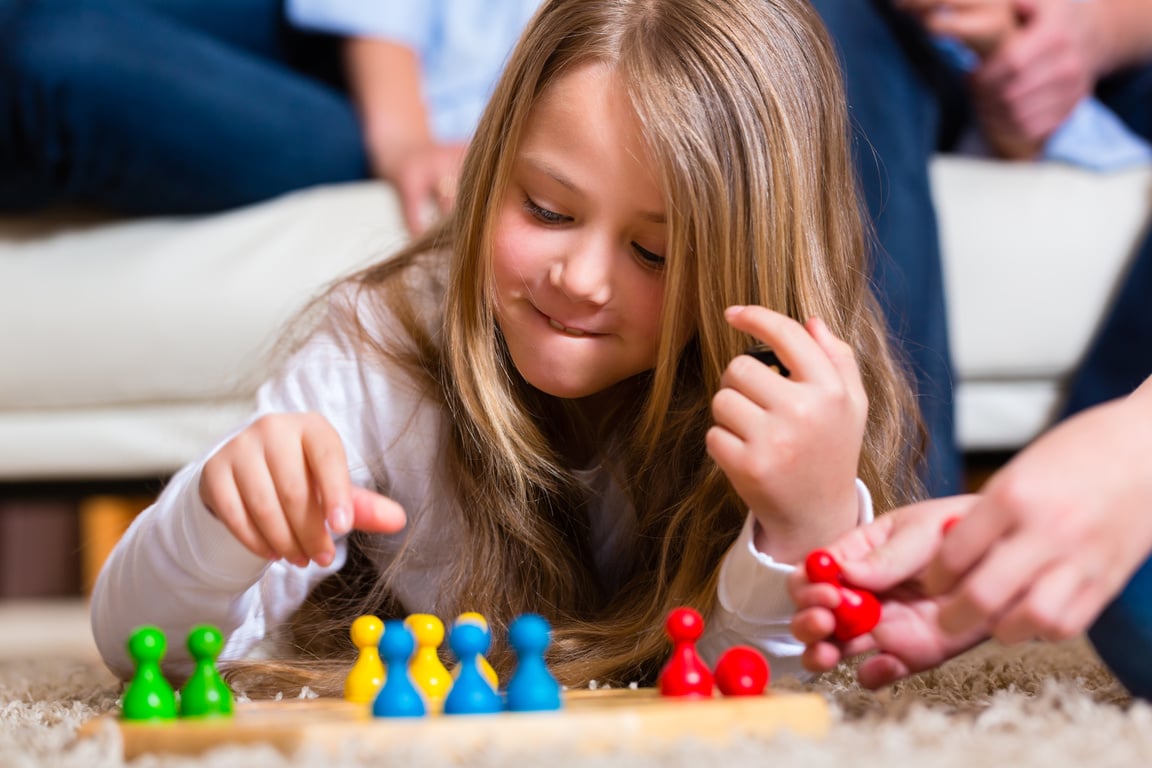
[199,413,407,568]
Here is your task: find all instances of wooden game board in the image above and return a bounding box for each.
[79,688,830,760]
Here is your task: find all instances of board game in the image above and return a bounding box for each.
[79,687,830,761]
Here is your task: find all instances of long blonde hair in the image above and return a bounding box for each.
[235,0,924,696]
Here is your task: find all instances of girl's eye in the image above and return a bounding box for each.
[523,196,569,225]
[632,242,666,268]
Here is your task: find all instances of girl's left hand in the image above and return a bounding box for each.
[706,306,868,565]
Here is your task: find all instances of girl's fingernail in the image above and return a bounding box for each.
[330,505,351,533]
[725,305,745,318]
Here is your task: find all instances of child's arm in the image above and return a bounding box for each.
[90,324,406,680]
[700,306,869,675]
[696,478,878,680]
[706,306,866,566]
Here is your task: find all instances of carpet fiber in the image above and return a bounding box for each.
[2,637,1149,767]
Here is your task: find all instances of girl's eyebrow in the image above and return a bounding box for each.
[520,153,666,224]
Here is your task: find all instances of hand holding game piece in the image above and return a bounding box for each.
[121,626,177,722]
[805,549,881,642]
[373,621,427,718]
[179,624,234,719]
[345,615,385,704]
[658,607,714,698]
[714,646,770,696]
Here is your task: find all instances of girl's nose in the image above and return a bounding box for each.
[549,237,613,305]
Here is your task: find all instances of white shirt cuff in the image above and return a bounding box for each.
[700,479,874,679]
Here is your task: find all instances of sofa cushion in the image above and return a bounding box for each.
[931,156,1152,448]
[0,183,406,478]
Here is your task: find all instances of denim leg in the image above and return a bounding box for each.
[1062,231,1152,414]
[1060,64,1152,415]
[809,0,963,495]
[1088,554,1152,699]
[0,0,367,214]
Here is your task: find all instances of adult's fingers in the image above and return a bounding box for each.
[857,653,914,690]
[838,496,978,591]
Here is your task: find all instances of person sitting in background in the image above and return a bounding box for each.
[807,0,1152,496]
[0,0,539,234]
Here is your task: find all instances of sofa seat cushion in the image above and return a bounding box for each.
[0,183,406,478]
[931,156,1152,449]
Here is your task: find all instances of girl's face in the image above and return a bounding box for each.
[492,62,670,400]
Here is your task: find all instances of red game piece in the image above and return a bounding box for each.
[714,646,770,696]
[658,607,714,698]
[804,550,842,584]
[833,587,881,641]
[804,548,882,642]
[941,515,961,534]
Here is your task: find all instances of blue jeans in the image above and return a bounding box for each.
[1089,554,1152,699]
[0,0,368,214]
[809,0,964,496]
[1061,63,1152,415]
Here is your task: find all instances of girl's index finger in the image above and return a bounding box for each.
[723,305,836,383]
[301,417,354,536]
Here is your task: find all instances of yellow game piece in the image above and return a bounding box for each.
[404,614,452,701]
[453,612,498,691]
[344,615,385,704]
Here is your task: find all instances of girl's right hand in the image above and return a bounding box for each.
[198,413,407,568]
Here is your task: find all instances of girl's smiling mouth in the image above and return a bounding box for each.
[548,317,589,336]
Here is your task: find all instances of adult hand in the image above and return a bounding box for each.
[789,496,989,688]
[895,0,1020,58]
[373,140,468,236]
[969,0,1098,158]
[924,390,1152,645]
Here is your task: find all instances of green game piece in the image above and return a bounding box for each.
[178,624,234,719]
[121,626,178,722]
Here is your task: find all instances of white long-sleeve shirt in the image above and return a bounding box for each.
[90,290,873,684]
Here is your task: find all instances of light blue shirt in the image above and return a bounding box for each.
[936,38,1152,172]
[286,0,543,142]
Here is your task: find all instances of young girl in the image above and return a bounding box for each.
[92,0,923,692]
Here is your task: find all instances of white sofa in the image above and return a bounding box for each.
[2,157,1150,481]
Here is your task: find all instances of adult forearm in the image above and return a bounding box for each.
[342,37,430,176]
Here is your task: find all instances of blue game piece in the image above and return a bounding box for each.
[506,613,562,712]
[443,622,502,715]
[372,621,426,718]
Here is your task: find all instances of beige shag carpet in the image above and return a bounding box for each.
[2,637,1150,767]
